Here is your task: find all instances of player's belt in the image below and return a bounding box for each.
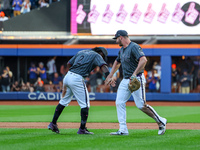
[124,73,142,79]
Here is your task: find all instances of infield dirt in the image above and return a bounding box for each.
[0,100,200,130]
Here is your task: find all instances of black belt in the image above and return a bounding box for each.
[124,73,142,79]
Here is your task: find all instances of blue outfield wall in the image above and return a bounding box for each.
[0,92,199,101]
[0,45,199,101]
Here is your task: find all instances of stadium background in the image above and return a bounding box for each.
[0,0,199,101]
[0,1,200,150]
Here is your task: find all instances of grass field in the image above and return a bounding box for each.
[0,105,200,123]
[0,129,200,150]
[0,105,200,150]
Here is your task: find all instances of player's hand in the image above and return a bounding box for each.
[110,78,116,87]
[105,75,112,85]
[105,77,116,87]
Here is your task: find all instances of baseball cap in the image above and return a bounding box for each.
[113,30,128,39]
[92,47,108,61]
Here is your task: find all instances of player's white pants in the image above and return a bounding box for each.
[116,74,160,132]
[59,71,90,108]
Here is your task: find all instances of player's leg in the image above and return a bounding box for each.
[110,79,131,135]
[48,74,73,133]
[132,74,167,135]
[69,73,93,134]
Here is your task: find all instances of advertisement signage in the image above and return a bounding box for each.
[71,0,200,35]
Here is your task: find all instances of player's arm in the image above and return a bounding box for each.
[104,60,121,86]
[101,64,116,86]
[100,64,110,78]
[108,60,121,77]
[132,56,147,76]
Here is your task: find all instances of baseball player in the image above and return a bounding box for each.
[105,30,167,135]
[48,47,114,134]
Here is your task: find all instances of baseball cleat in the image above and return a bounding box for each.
[110,131,129,135]
[48,122,60,134]
[158,118,167,135]
[77,128,94,134]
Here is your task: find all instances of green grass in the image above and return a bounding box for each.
[0,105,200,123]
[0,129,199,150]
[0,105,200,150]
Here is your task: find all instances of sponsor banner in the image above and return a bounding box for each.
[0,92,199,101]
[0,92,117,101]
[71,0,200,35]
[27,92,96,101]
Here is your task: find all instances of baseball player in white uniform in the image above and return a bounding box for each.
[105,30,167,135]
[48,47,114,134]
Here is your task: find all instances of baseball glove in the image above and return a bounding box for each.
[128,75,141,93]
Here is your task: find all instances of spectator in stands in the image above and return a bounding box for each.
[2,0,12,18]
[0,11,8,21]
[60,61,68,78]
[47,56,57,82]
[34,77,44,87]
[12,0,23,17]
[0,68,12,92]
[11,81,21,92]
[21,0,31,14]
[6,66,13,82]
[35,82,45,92]
[0,1,4,11]
[26,82,31,91]
[179,69,191,94]
[30,86,34,92]
[30,0,37,9]
[153,61,161,78]
[171,64,178,93]
[55,81,63,92]
[186,57,195,76]
[52,72,62,85]
[37,62,48,84]
[21,82,30,92]
[147,69,159,92]
[153,61,161,90]
[186,57,196,90]
[28,62,37,86]
[177,57,188,77]
[38,0,49,7]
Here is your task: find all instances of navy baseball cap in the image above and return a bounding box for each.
[113,30,128,39]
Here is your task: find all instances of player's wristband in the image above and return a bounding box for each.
[104,72,109,78]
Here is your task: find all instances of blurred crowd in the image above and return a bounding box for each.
[171,56,200,94]
[0,0,60,21]
[0,56,199,93]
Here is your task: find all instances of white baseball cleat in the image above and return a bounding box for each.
[158,118,167,135]
[110,131,129,135]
